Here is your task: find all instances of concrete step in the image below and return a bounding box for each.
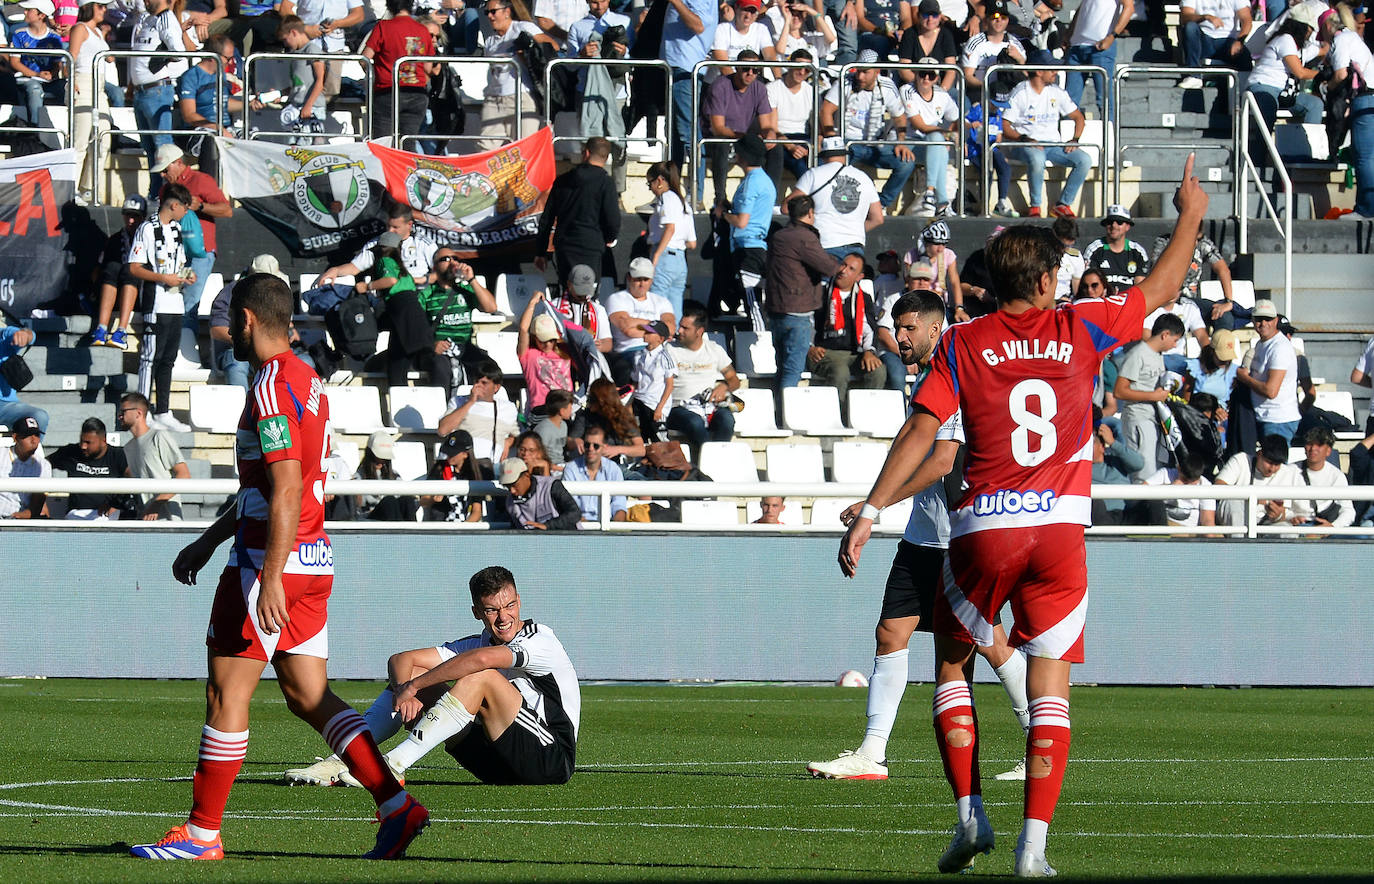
[26,344,126,377]
[23,372,137,395]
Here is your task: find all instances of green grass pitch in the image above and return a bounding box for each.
[1,679,1371,881]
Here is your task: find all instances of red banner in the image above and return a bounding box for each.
[368,128,556,259]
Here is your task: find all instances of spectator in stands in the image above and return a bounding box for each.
[664,0,719,169]
[666,300,742,453]
[873,248,903,300]
[1002,67,1090,218]
[118,392,189,520]
[322,202,439,289]
[498,455,581,528]
[713,0,777,77]
[1237,299,1301,444]
[354,432,418,520]
[900,66,960,219]
[537,137,621,283]
[903,220,966,317]
[630,320,677,440]
[754,494,785,523]
[767,49,819,182]
[177,34,242,146]
[518,294,575,413]
[183,0,229,41]
[961,0,1027,105]
[789,136,883,261]
[966,98,1018,218]
[154,145,232,336]
[809,252,885,405]
[1146,291,1209,373]
[439,358,520,464]
[271,17,328,138]
[852,0,905,56]
[1115,313,1184,481]
[10,0,67,127]
[1063,0,1132,120]
[773,10,834,84]
[533,388,575,465]
[355,230,435,386]
[422,247,498,394]
[0,416,49,519]
[91,197,147,351]
[560,423,628,522]
[210,254,287,390]
[820,48,916,212]
[644,161,695,319]
[477,0,557,150]
[513,430,557,476]
[874,258,935,389]
[1053,215,1084,302]
[421,429,485,521]
[1151,224,1238,329]
[1089,419,1143,525]
[701,49,778,205]
[1330,6,1374,220]
[898,0,959,91]
[1144,451,1217,528]
[765,194,841,388]
[1185,329,1239,438]
[49,416,136,520]
[0,326,48,432]
[1350,332,1374,431]
[1176,0,1253,88]
[561,0,630,191]
[823,0,859,67]
[1347,424,1374,524]
[606,256,677,382]
[70,0,116,205]
[550,264,613,353]
[1288,425,1355,529]
[534,0,589,48]
[1073,266,1110,300]
[1247,6,1323,132]
[1214,433,1300,527]
[127,182,194,433]
[364,0,437,144]
[279,0,365,105]
[129,0,198,203]
[1084,203,1148,289]
[715,132,775,330]
[566,0,630,62]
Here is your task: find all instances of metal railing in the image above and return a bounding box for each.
[982,63,1110,217]
[387,54,520,151]
[5,476,1373,539]
[833,61,966,216]
[240,50,373,142]
[543,56,673,159]
[1111,65,1240,216]
[1238,90,1294,316]
[89,49,225,206]
[691,58,823,210]
[0,47,74,148]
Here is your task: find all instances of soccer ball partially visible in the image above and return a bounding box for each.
[836,670,869,688]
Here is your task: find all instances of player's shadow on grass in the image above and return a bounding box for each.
[575,766,951,782]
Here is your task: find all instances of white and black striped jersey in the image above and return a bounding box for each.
[437,620,581,739]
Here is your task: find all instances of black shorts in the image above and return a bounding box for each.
[444,699,575,786]
[881,540,1001,628]
[99,260,136,289]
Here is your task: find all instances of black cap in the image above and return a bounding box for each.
[439,429,474,458]
[735,133,767,167]
[11,415,41,438]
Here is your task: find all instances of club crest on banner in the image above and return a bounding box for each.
[279,147,373,230]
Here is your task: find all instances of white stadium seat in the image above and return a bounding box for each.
[391,440,429,482]
[831,441,888,485]
[765,443,824,483]
[198,273,225,317]
[731,388,791,438]
[1314,390,1357,426]
[846,389,906,437]
[388,386,448,432]
[323,386,389,433]
[474,331,522,376]
[680,500,741,526]
[189,384,247,434]
[782,386,858,437]
[808,497,861,527]
[879,499,913,527]
[494,273,546,318]
[697,441,760,484]
[733,330,776,377]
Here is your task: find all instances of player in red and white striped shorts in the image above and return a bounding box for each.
[130,272,428,862]
[840,158,1209,876]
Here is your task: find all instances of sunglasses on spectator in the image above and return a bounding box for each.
[741,66,763,75]
[1082,281,1104,289]
[585,442,604,450]
[918,71,938,79]
[484,5,508,13]
[436,255,458,263]
[1254,316,1276,323]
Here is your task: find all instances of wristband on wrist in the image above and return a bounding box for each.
[859,503,881,521]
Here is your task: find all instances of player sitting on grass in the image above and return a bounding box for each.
[285,566,579,787]
[808,290,1031,784]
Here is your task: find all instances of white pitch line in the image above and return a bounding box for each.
[576,756,1374,768]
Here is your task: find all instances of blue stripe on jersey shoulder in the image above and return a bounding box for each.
[1078,315,1120,354]
[284,380,303,421]
[944,326,960,396]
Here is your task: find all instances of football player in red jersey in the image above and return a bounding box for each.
[131,273,429,862]
[839,157,1209,877]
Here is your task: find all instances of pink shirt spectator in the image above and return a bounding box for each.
[519,347,573,411]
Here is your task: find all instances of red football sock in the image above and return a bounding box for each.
[188,725,248,833]
[1024,696,1072,826]
[932,681,981,802]
[323,709,403,806]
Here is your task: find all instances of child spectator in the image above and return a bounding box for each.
[631,320,677,441]
[126,183,194,432]
[517,293,574,413]
[421,429,486,522]
[533,388,575,466]
[514,431,557,477]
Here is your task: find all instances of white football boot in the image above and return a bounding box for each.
[284,756,347,786]
[937,813,994,873]
[805,750,888,780]
[1014,847,1058,877]
[995,758,1027,781]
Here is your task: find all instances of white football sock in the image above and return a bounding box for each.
[384,692,475,774]
[362,688,402,743]
[994,649,1031,734]
[956,793,985,825]
[186,822,218,842]
[857,649,909,760]
[1020,817,1049,856]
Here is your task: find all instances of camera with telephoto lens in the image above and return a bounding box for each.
[600,25,627,57]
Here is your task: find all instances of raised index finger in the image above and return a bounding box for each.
[1182,152,1195,184]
